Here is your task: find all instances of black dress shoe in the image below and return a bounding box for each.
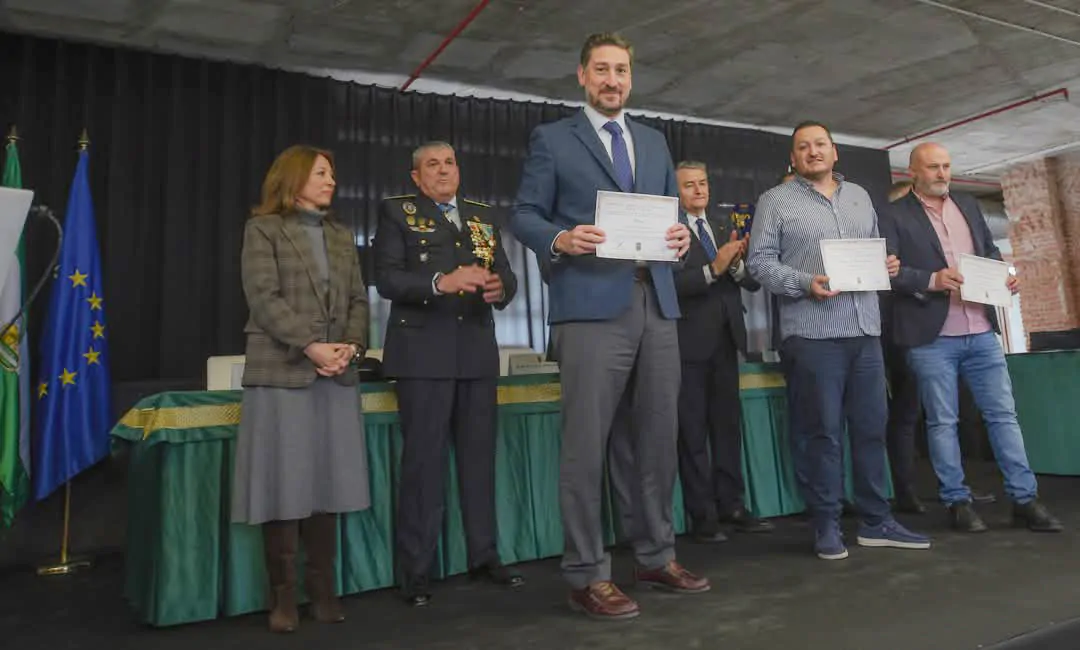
[894,494,927,515]
[689,518,728,543]
[401,576,431,607]
[971,491,997,505]
[469,563,525,588]
[722,507,774,533]
[948,501,988,532]
[1013,499,1063,532]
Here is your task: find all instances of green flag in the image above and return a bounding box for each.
[0,136,31,527]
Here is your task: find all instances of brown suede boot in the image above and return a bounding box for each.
[301,513,345,623]
[262,520,300,633]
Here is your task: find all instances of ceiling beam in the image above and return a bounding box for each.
[913,0,1080,49]
[256,3,297,68]
[123,0,172,43]
[0,0,13,30]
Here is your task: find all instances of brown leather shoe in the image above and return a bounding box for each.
[634,561,710,594]
[568,581,640,620]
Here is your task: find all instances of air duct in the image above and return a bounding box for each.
[978,198,1011,240]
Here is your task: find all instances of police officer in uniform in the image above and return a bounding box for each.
[373,141,523,606]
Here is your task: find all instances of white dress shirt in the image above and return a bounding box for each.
[582,104,636,179]
[550,106,637,256]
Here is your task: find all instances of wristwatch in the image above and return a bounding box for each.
[349,344,364,365]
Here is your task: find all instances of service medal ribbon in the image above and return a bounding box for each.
[467,221,496,269]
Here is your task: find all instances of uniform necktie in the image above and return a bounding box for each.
[437,202,459,229]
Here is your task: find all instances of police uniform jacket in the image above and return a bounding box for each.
[373,194,516,379]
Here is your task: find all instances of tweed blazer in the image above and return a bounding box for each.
[240,212,369,388]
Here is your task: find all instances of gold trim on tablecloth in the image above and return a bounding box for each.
[359,382,565,414]
[498,382,562,404]
[361,391,398,413]
[120,404,243,440]
[116,374,783,438]
[739,373,785,390]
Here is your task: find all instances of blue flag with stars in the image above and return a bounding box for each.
[32,148,112,501]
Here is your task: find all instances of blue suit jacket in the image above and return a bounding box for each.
[879,190,1002,348]
[510,110,681,323]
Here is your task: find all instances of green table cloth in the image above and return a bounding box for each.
[1009,350,1080,475]
[111,364,880,627]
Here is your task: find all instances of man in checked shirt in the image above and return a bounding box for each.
[746,121,931,561]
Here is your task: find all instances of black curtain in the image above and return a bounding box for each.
[0,31,892,386]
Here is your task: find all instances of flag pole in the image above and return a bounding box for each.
[36,481,91,575]
[36,129,93,577]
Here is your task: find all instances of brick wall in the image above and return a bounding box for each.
[1057,157,1080,308]
[1001,157,1079,335]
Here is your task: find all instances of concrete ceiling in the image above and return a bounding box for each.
[5,0,1080,194]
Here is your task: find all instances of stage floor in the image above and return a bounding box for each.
[2,460,1079,650]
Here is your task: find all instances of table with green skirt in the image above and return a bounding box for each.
[1007,350,1080,475]
[111,363,885,627]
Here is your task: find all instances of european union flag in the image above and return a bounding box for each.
[31,148,112,500]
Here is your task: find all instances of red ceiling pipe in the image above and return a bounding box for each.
[400,0,492,91]
[884,88,1069,149]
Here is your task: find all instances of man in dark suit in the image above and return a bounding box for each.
[372,141,524,606]
[511,32,707,621]
[672,161,772,540]
[880,179,925,514]
[885,180,998,509]
[880,142,1061,534]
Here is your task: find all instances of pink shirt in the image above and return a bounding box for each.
[915,192,992,337]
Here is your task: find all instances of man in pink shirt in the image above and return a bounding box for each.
[879,142,1061,533]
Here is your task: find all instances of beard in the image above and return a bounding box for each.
[920,181,949,197]
[587,89,625,116]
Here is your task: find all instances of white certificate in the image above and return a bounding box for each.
[819,238,890,292]
[958,253,1012,307]
[594,190,679,262]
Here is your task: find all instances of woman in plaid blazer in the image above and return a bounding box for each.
[232,145,370,634]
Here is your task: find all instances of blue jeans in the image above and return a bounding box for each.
[905,332,1038,505]
[781,336,891,527]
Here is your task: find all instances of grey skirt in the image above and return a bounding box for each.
[231,377,371,525]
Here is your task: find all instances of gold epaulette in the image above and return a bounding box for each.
[384,194,416,200]
[463,198,490,208]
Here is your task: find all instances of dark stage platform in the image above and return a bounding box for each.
[2,461,1079,650]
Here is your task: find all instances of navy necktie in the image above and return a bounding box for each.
[437,202,458,229]
[602,121,634,193]
[695,217,718,260]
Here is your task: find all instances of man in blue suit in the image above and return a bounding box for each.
[510,32,708,621]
